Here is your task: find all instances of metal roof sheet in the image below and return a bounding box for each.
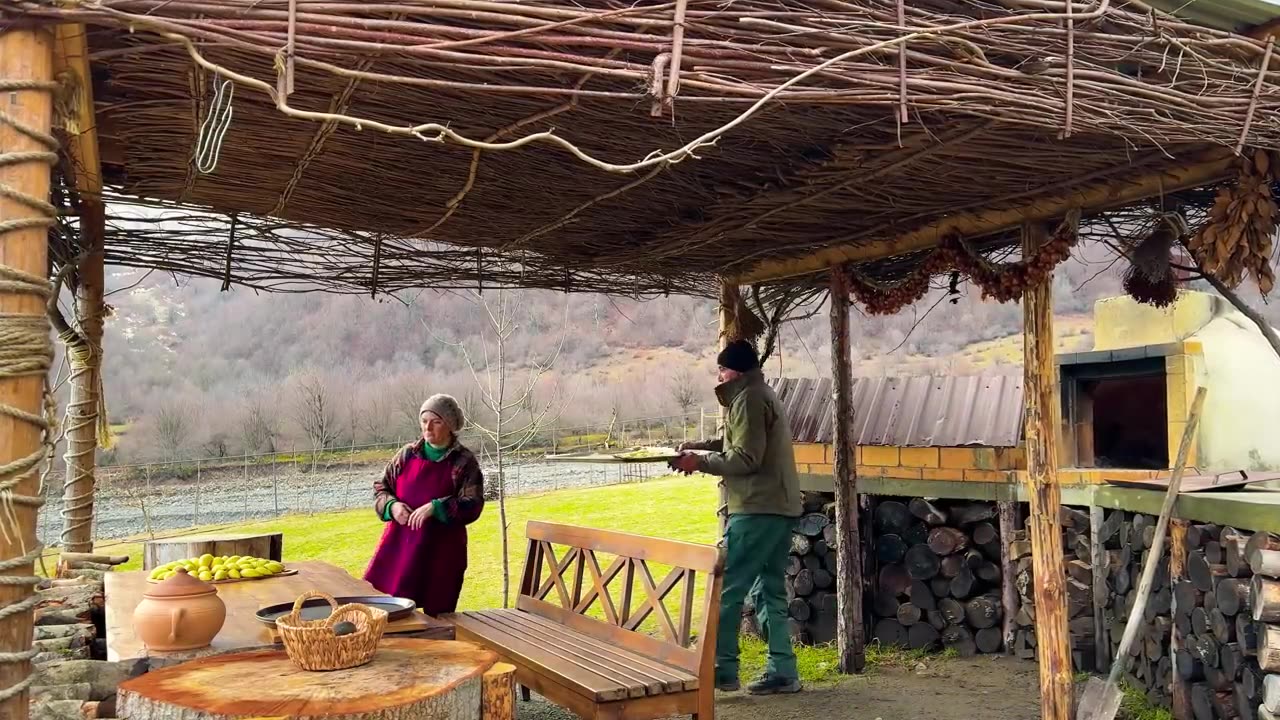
[772,374,1025,448]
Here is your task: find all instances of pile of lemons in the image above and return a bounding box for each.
[149,554,286,582]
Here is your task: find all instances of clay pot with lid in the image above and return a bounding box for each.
[133,567,227,651]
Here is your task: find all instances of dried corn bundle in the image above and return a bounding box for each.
[1188,150,1278,295]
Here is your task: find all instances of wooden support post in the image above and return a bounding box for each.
[0,26,56,720]
[998,500,1019,653]
[53,24,105,554]
[1090,505,1110,672]
[829,266,866,673]
[1171,518,1192,720]
[715,280,740,540]
[1020,222,1071,720]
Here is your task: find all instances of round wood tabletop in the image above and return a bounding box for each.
[118,638,499,720]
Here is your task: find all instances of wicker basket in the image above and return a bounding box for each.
[275,591,388,671]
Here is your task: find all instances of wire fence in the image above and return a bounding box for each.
[37,410,715,546]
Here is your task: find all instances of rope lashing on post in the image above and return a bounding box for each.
[59,321,110,548]
[0,76,60,705]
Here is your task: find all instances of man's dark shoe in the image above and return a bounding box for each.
[715,677,741,692]
[746,674,801,695]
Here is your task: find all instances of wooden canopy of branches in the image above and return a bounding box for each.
[11,0,1280,296]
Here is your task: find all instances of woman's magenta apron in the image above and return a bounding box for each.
[363,453,469,615]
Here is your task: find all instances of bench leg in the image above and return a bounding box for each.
[519,684,532,702]
[692,687,715,720]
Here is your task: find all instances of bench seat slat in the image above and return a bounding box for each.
[470,610,694,693]
[505,610,698,691]
[452,612,651,701]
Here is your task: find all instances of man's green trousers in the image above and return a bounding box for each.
[716,513,798,683]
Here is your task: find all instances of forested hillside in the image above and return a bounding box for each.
[89,239,1276,463]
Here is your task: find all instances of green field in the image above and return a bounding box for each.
[99,474,849,683]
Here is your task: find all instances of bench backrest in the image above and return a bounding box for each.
[517,521,724,675]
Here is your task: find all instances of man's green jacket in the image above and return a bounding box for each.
[690,369,802,517]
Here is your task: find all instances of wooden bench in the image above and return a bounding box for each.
[447,521,724,720]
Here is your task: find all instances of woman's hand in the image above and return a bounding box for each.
[391,502,411,526]
[408,503,435,530]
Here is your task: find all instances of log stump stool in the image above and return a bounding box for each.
[117,639,499,719]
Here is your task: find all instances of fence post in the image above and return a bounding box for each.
[699,407,705,441]
[243,453,249,521]
[347,439,356,510]
[272,455,279,515]
[194,458,200,527]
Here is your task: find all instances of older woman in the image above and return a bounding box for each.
[365,394,484,615]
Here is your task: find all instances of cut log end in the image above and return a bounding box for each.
[482,662,516,720]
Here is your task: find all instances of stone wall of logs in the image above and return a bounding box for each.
[27,553,142,720]
[867,497,1008,655]
[1179,524,1280,720]
[746,485,1280,720]
[1011,508,1175,704]
[742,493,841,645]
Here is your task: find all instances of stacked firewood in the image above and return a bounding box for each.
[1254,531,1280,720]
[765,494,839,645]
[867,498,1006,656]
[1180,525,1280,720]
[1101,511,1173,703]
[1011,507,1175,695]
[1009,507,1093,668]
[28,552,139,720]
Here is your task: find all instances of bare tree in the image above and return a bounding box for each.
[669,367,699,416]
[293,369,339,465]
[239,390,281,454]
[425,289,571,607]
[154,402,191,460]
[359,383,399,444]
[102,469,156,539]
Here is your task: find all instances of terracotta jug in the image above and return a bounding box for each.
[133,567,226,651]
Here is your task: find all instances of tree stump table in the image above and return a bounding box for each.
[143,532,283,571]
[116,638,501,719]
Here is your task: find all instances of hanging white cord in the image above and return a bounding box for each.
[194,75,234,174]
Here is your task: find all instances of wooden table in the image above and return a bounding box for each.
[117,638,509,720]
[105,560,453,664]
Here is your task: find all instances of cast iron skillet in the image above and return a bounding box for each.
[255,595,418,626]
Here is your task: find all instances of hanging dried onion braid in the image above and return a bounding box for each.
[840,211,1080,316]
[944,210,1080,303]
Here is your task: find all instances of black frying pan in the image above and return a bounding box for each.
[255,595,418,626]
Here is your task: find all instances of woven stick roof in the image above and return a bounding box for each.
[13,0,1280,295]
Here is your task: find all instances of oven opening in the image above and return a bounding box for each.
[1063,358,1169,470]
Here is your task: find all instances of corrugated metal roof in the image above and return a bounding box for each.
[1143,0,1280,32]
[771,374,1025,448]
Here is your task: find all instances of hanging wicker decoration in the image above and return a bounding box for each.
[1186,149,1278,295]
[1123,213,1188,308]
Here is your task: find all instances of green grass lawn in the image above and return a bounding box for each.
[93,474,849,683]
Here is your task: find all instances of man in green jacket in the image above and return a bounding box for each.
[672,339,803,695]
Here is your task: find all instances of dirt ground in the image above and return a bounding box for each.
[516,656,1042,720]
